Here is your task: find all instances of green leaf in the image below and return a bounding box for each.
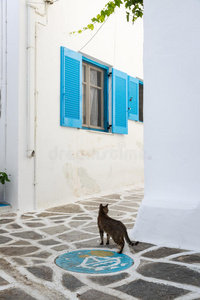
[115,0,123,7]
[126,11,130,22]
[72,0,144,34]
[0,172,11,184]
[87,24,94,30]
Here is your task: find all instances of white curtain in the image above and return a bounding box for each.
[90,87,98,126]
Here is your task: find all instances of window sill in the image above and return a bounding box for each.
[81,127,112,135]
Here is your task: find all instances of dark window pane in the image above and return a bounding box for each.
[139,83,143,122]
[82,65,86,83]
[82,84,86,124]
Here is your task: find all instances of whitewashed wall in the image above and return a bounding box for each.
[0,0,35,210]
[1,0,144,210]
[133,0,200,250]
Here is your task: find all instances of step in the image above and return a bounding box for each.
[0,203,12,213]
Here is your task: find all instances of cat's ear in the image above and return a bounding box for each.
[105,204,108,208]
[99,204,103,208]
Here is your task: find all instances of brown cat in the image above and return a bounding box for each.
[97,203,138,254]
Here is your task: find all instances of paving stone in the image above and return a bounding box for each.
[84,206,98,211]
[142,247,185,259]
[6,223,22,229]
[130,212,138,218]
[0,235,12,244]
[77,289,121,300]
[127,196,143,201]
[95,199,117,203]
[115,279,189,300]
[39,239,60,246]
[26,251,51,258]
[124,196,137,200]
[36,212,64,217]
[110,205,138,213]
[124,223,134,229]
[47,204,84,213]
[107,211,127,218]
[83,226,99,234]
[1,213,17,217]
[41,225,68,235]
[49,216,69,220]
[104,194,121,199]
[27,218,43,221]
[11,240,31,245]
[75,238,116,249]
[0,275,9,285]
[12,258,27,265]
[54,221,65,224]
[62,273,84,291]
[72,216,93,220]
[0,218,14,224]
[27,266,53,281]
[0,246,39,256]
[32,259,46,264]
[82,221,97,227]
[89,272,130,285]
[21,215,35,219]
[11,231,43,240]
[137,260,200,287]
[51,244,69,251]
[120,201,140,207]
[0,288,37,300]
[123,217,136,223]
[24,222,45,228]
[0,229,7,234]
[58,230,96,242]
[68,221,86,228]
[132,242,155,253]
[77,200,100,206]
[173,253,200,264]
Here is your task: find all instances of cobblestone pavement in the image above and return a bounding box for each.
[0,186,200,299]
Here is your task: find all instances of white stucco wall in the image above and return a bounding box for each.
[35,0,144,209]
[1,0,144,210]
[0,1,20,209]
[0,0,35,210]
[133,0,200,250]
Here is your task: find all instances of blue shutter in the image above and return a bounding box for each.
[112,68,128,134]
[60,47,82,128]
[128,76,139,121]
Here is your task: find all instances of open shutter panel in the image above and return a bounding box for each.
[128,76,139,121]
[60,47,82,128]
[112,68,128,134]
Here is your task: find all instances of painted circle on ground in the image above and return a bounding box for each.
[55,249,134,274]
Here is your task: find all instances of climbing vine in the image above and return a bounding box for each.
[71,0,143,34]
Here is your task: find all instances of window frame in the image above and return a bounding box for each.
[82,62,104,130]
[82,56,109,133]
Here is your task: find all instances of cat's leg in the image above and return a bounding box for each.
[106,234,110,245]
[117,237,125,254]
[99,229,104,245]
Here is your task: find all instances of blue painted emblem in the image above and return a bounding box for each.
[55,249,133,274]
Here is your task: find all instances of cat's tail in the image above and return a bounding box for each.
[124,230,139,247]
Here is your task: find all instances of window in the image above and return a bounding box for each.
[82,63,104,130]
[60,47,143,134]
[128,77,143,122]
